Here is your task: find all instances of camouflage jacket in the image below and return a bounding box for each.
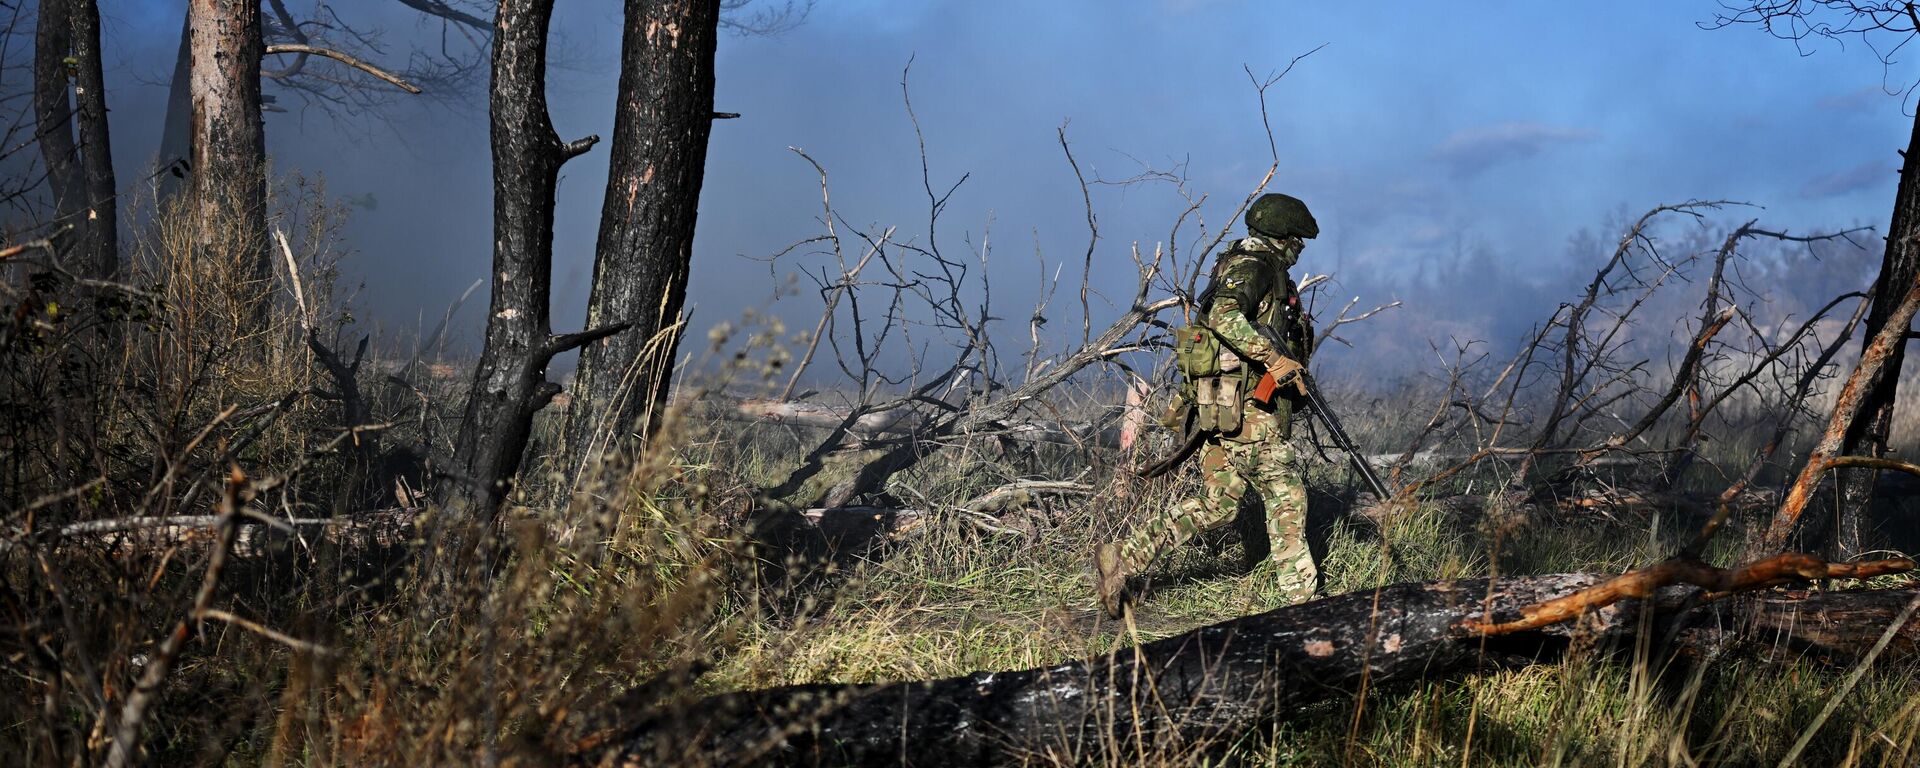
[1203,234,1313,441]
[1207,234,1312,368]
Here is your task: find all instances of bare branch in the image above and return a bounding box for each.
[264,43,424,94]
[1464,552,1914,636]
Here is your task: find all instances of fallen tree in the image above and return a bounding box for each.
[593,554,1917,767]
[715,398,1126,450]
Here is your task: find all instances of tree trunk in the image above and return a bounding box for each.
[1834,111,1920,559]
[601,576,1920,767]
[441,0,605,524]
[32,0,84,253]
[1761,278,1920,553]
[564,0,721,476]
[157,14,193,209]
[67,0,118,280]
[187,0,267,290]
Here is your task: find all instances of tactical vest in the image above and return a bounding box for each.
[1171,245,1305,434]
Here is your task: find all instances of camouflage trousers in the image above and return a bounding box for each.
[1117,434,1315,602]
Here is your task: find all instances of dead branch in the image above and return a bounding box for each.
[1820,454,1920,476]
[196,608,332,655]
[1398,210,1872,508]
[102,467,247,768]
[1463,552,1914,635]
[958,479,1092,515]
[1684,290,1874,556]
[721,398,1124,449]
[1762,278,1920,551]
[1312,290,1403,350]
[264,44,424,94]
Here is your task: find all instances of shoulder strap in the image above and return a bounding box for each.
[1196,240,1259,317]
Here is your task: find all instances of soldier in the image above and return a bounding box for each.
[1094,192,1319,618]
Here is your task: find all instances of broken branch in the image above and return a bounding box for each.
[263,44,423,94]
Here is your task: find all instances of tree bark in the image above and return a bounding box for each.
[187,0,268,289]
[564,0,722,475]
[67,0,118,280]
[1834,111,1920,559]
[441,0,605,523]
[32,0,84,256]
[600,576,1920,767]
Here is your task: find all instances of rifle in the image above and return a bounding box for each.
[1136,413,1205,480]
[1249,324,1397,501]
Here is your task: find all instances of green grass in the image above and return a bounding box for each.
[676,408,1920,767]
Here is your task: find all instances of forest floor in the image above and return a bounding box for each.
[11,371,1919,767]
[661,400,1920,767]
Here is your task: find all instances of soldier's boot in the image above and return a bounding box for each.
[1093,543,1132,619]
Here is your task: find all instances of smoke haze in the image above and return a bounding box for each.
[78,1,1905,378]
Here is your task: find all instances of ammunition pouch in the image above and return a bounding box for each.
[1174,324,1224,379]
[1193,375,1246,433]
[1174,323,1255,433]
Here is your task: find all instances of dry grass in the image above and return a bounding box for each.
[2,187,1917,767]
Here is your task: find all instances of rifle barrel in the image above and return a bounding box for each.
[1300,373,1395,501]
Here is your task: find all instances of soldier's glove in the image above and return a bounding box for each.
[1259,353,1307,399]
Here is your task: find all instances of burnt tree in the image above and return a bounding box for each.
[1837,110,1920,556]
[32,0,84,260]
[156,2,476,208]
[564,0,723,474]
[34,0,117,279]
[1761,277,1920,552]
[1709,1,1920,558]
[31,0,97,272]
[440,0,612,524]
[65,0,117,280]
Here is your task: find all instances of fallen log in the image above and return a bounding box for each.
[596,559,1918,767]
[1,509,417,560]
[715,398,1125,450]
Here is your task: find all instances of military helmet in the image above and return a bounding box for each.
[1245,193,1318,239]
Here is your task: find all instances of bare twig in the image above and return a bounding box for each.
[264,43,424,94]
[103,467,249,768]
[197,609,331,655]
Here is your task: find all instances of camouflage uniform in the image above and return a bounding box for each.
[1112,233,1317,603]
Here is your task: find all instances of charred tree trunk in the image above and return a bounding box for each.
[1834,112,1920,559]
[564,0,722,474]
[187,0,268,293]
[441,0,607,524]
[33,0,117,280]
[32,0,84,256]
[601,575,1920,767]
[67,0,118,280]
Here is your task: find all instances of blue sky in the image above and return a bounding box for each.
[91,1,1908,368]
